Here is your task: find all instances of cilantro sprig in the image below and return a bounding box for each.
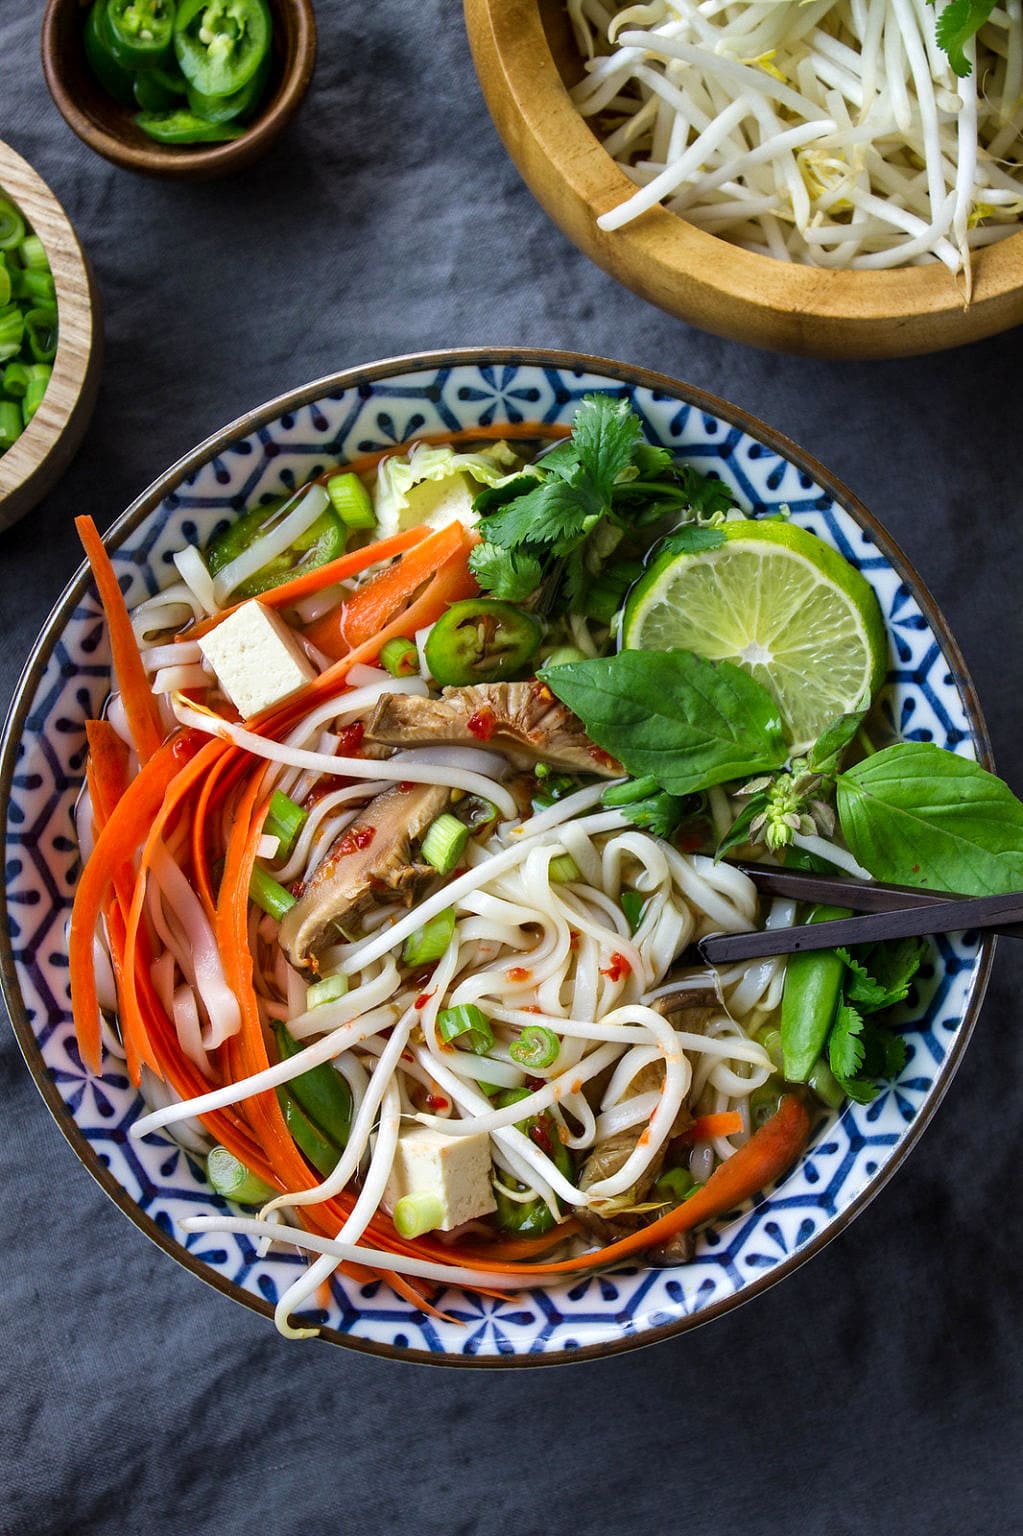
[468,394,737,620]
[927,0,997,77]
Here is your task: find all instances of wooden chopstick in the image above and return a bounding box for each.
[731,861,1023,941]
[698,889,1023,964]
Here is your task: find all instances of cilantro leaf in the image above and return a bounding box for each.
[661,525,727,558]
[676,466,737,519]
[468,544,544,602]
[833,1072,881,1105]
[928,0,997,76]
[572,394,644,498]
[632,442,674,477]
[835,949,890,1011]
[828,1003,866,1080]
[881,1031,909,1077]
[618,790,689,839]
[473,475,542,517]
[481,476,602,549]
[858,936,928,1009]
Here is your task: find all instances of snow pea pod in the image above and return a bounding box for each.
[780,905,850,1082]
[491,1088,573,1235]
[275,1086,343,1177]
[274,1023,353,1152]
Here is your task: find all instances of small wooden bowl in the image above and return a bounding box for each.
[41,0,316,180]
[465,0,1023,358]
[0,142,101,535]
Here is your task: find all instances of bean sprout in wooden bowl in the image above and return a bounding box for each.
[464,0,1023,358]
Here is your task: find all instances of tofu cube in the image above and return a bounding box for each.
[198,600,316,719]
[384,1125,497,1232]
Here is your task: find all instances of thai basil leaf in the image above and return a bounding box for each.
[808,710,866,774]
[539,649,787,796]
[836,743,1023,894]
[715,791,770,861]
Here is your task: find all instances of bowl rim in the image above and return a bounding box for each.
[0,345,997,1367]
[464,0,1023,355]
[0,139,101,525]
[39,0,317,179]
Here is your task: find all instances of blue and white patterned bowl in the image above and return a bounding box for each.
[0,350,994,1365]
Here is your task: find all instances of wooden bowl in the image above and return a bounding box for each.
[464,0,1023,358]
[0,142,101,535]
[41,0,316,180]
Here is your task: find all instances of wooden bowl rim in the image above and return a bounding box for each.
[0,140,98,510]
[40,0,317,179]
[466,0,1023,324]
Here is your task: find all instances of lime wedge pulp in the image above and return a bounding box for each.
[621,519,888,754]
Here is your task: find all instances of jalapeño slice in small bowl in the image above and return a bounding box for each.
[174,0,272,98]
[424,598,542,686]
[106,0,176,70]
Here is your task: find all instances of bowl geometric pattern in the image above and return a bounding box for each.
[0,352,992,1364]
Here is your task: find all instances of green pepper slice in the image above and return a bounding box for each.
[186,45,269,121]
[134,67,186,111]
[174,0,271,97]
[274,1023,353,1151]
[205,494,347,599]
[424,599,542,687]
[84,0,138,106]
[107,0,175,70]
[134,108,246,143]
[491,1088,573,1236]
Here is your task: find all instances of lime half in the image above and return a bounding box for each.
[622,519,888,754]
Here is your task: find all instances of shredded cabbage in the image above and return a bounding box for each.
[373,441,529,538]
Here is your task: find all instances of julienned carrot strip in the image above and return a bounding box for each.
[182,525,430,644]
[681,1111,745,1143]
[295,539,480,710]
[75,517,165,765]
[309,521,470,659]
[70,735,199,1074]
[432,1096,812,1279]
[84,721,130,819]
[118,738,233,1076]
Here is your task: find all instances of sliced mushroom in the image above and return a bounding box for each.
[279,782,450,968]
[365,682,622,777]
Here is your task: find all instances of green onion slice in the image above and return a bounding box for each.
[421,813,470,876]
[207,1146,278,1206]
[548,854,580,884]
[393,1191,446,1238]
[326,471,376,529]
[264,790,307,859]
[306,974,349,1010]
[620,890,646,933]
[380,636,419,678]
[509,1024,559,1069]
[249,864,296,921]
[403,907,455,968]
[437,1003,494,1054]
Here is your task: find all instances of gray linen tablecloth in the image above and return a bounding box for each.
[1,4,1020,1532]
